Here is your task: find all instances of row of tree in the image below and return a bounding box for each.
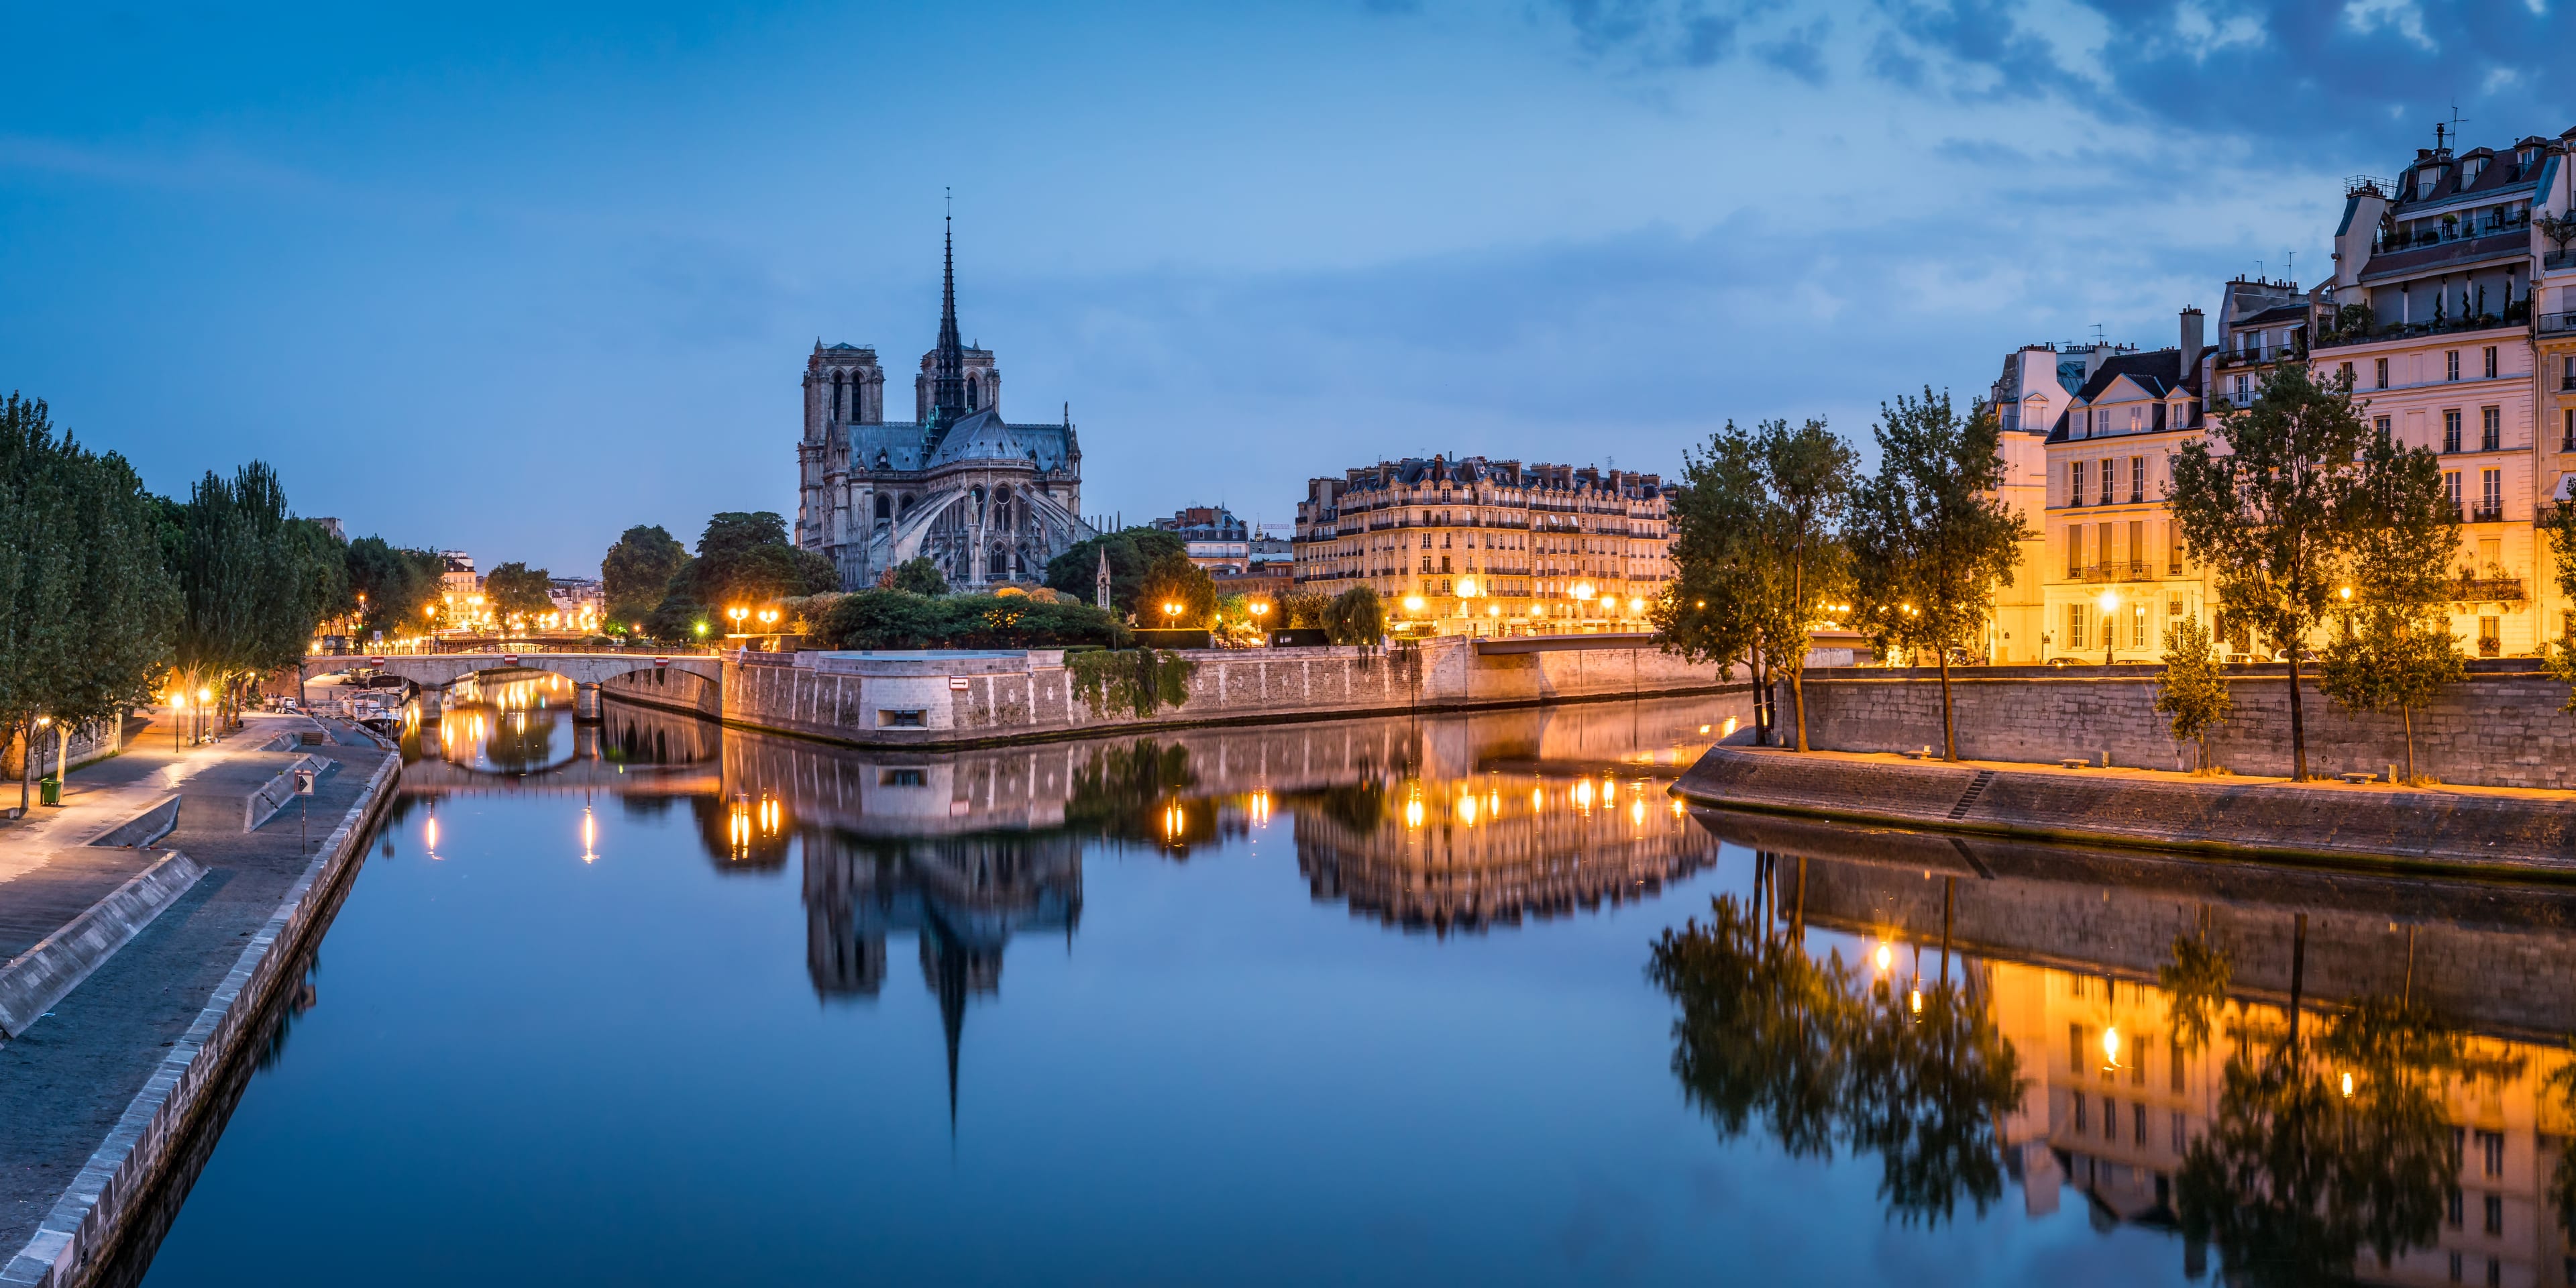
[1653,392,2027,757]
[1658,364,2570,780]
[0,393,387,774]
[600,512,839,641]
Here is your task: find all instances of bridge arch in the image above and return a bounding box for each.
[298,651,724,692]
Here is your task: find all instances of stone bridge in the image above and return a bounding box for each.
[302,651,723,690]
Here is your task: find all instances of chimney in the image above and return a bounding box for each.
[2180,307,2204,383]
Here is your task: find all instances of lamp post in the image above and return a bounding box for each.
[2097,588,2120,667]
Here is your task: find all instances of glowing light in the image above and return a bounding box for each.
[1457,577,1479,597]
[1458,793,1478,825]
[1911,989,1923,1014]
[1402,595,1425,613]
[1247,791,1271,825]
[1531,788,1544,812]
[1721,716,1739,737]
[1572,780,1594,809]
[2102,1026,2122,1067]
[580,806,598,864]
[1874,943,1893,973]
[1404,798,1424,828]
[1670,797,1686,818]
[2341,1071,2354,1096]
[1628,798,1645,825]
[1602,777,1616,802]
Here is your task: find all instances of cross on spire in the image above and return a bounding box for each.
[928,189,970,438]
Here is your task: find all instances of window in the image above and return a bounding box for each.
[2445,410,2463,453]
[2481,469,2502,517]
[2483,1193,2502,1234]
[2481,407,2500,451]
[2072,1090,2088,1130]
[2129,406,2143,433]
[2098,523,2114,569]
[2099,464,2114,506]
[2446,470,2463,511]
[2478,1130,2505,1177]
[2129,456,2145,502]
[2068,602,2090,651]
[2133,1102,2146,1142]
[2479,537,2502,576]
[2564,408,2574,451]
[2376,357,2390,388]
[2104,1097,2116,1141]
[2484,345,2498,378]
[2339,361,2355,385]
[2170,1109,2185,1152]
[2448,350,2461,381]
[2375,415,2392,439]
[2132,598,2149,649]
[2563,356,2575,391]
[2070,461,2087,506]
[2066,527,2083,578]
[2479,615,2502,657]
[2233,374,2250,402]
[2449,1187,2465,1228]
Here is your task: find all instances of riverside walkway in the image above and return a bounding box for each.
[0,711,398,1286]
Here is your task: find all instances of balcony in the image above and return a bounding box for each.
[2469,504,2506,524]
[2541,311,2576,335]
[2548,251,2576,271]
[2072,561,2155,584]
[2451,575,2524,602]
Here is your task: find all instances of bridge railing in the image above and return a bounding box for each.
[312,639,724,659]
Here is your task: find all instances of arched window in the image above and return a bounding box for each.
[967,376,981,410]
[873,494,892,521]
[898,493,916,517]
[831,371,845,421]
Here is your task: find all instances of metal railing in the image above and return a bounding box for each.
[2452,576,2523,602]
[2074,561,2155,584]
[2469,504,2506,524]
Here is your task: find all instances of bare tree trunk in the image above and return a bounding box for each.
[16,722,30,812]
[1752,643,1771,747]
[1936,651,1957,761]
[1791,666,1809,752]
[2402,706,2416,785]
[2284,649,2308,782]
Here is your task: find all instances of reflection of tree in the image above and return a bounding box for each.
[2549,1055,2576,1239]
[2178,996,2520,1285]
[483,710,559,773]
[2158,916,2234,1054]
[1287,780,1391,834]
[1648,895,2023,1225]
[1063,739,1220,855]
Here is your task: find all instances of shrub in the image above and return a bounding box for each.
[818,590,1123,650]
[1067,648,1197,718]
[1322,586,1385,645]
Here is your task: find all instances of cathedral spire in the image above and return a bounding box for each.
[929,189,969,434]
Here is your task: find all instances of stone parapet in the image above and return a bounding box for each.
[1788,661,2576,790]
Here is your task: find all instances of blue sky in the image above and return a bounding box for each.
[4,1,2569,573]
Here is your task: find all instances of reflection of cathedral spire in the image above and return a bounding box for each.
[924,924,970,1134]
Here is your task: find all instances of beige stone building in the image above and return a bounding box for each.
[1291,456,1673,637]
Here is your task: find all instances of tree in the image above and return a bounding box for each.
[1745,419,1856,750]
[2169,363,2376,781]
[602,525,688,625]
[482,561,555,628]
[1846,392,2029,761]
[2155,615,2235,773]
[165,462,342,724]
[1651,426,1763,734]
[818,590,1122,650]
[1132,551,1217,629]
[0,394,178,788]
[343,537,443,639]
[883,557,949,595]
[1045,527,1187,614]
[1321,586,1385,645]
[666,511,838,611]
[2318,427,2465,784]
[2540,492,2576,712]
[1279,590,1333,630]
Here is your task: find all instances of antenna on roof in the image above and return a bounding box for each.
[2285,250,2295,283]
[2446,99,2469,150]
[2091,323,2106,345]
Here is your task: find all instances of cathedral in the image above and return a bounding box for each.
[795,219,1092,591]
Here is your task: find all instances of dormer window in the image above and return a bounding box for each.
[2463,157,2486,185]
[2419,168,2443,200]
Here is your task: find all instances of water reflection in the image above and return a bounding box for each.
[1698,811,2576,1286]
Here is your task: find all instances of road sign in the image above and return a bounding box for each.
[949,677,971,690]
[655,657,670,668]
[293,768,317,796]
[501,652,521,665]
[369,656,386,666]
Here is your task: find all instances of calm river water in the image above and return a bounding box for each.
[120,680,2576,1286]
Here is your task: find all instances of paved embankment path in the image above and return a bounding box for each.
[0,712,396,1284]
[1672,745,2576,876]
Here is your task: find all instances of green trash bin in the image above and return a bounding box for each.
[37,775,59,807]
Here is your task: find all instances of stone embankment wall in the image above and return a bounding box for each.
[714,637,1737,749]
[1792,661,2576,790]
[597,662,722,719]
[1672,746,2576,874]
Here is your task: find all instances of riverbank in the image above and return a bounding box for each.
[0,714,398,1288]
[1670,745,2576,877]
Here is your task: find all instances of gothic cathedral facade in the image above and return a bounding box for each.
[795,219,1092,591]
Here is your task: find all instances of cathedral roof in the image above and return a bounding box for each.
[843,409,1075,475]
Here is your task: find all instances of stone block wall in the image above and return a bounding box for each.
[1793,663,2576,789]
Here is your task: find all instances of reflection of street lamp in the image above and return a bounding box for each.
[2097,588,2119,667]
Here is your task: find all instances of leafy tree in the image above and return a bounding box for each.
[666,511,838,612]
[1321,585,1385,645]
[816,590,1122,650]
[2170,364,2375,781]
[2539,493,2576,712]
[482,561,555,628]
[1846,392,2029,760]
[1044,527,1187,613]
[0,394,178,785]
[1655,419,1855,750]
[643,594,710,645]
[1279,590,1332,630]
[883,556,949,595]
[165,461,341,723]
[2318,427,2465,784]
[343,537,443,639]
[602,525,688,624]
[1132,550,1217,629]
[2155,614,2235,772]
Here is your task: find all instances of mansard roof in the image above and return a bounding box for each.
[2233,303,2308,329]
[2045,347,2202,443]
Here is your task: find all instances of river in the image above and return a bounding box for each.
[114,682,2576,1286]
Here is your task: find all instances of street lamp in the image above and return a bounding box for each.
[2097,588,2120,667]
[727,606,749,634]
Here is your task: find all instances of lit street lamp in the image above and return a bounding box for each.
[2098,588,2120,667]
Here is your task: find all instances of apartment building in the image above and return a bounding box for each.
[2318,135,2555,657]
[1989,341,2152,661]
[2036,312,2212,663]
[1291,456,1672,637]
